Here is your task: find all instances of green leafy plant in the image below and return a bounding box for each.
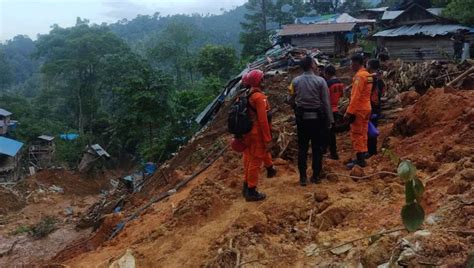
[12,225,31,235]
[30,216,57,239]
[383,149,425,232]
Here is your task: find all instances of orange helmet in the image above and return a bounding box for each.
[247,70,264,88]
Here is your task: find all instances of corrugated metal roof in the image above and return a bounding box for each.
[280,23,356,36]
[0,137,23,157]
[381,10,403,20]
[373,24,470,37]
[316,13,376,24]
[363,7,388,12]
[382,7,444,20]
[427,8,443,16]
[91,144,110,158]
[295,14,337,24]
[0,108,12,117]
[38,135,55,141]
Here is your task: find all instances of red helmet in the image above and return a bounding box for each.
[246,70,264,88]
[241,73,249,87]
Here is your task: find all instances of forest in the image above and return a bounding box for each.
[0,0,469,168]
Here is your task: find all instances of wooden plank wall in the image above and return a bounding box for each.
[291,34,336,55]
[383,36,454,62]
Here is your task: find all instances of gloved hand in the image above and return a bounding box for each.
[344,113,356,124]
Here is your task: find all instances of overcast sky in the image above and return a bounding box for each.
[0,0,247,42]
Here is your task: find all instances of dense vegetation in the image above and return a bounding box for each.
[0,13,242,166]
[0,0,471,168]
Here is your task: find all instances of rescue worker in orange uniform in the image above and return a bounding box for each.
[241,73,277,182]
[324,65,345,160]
[242,70,274,202]
[345,54,373,169]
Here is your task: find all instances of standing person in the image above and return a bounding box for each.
[288,56,333,186]
[241,73,277,182]
[345,54,372,169]
[452,30,465,60]
[324,65,345,160]
[367,59,385,157]
[242,70,274,202]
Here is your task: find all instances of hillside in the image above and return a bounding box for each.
[30,61,473,267]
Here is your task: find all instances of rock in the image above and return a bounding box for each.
[399,91,420,107]
[330,244,353,255]
[361,236,395,267]
[350,166,365,178]
[460,169,474,182]
[110,249,136,268]
[426,214,441,225]
[414,230,431,237]
[314,189,329,202]
[446,180,471,195]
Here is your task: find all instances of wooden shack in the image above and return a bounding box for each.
[0,137,23,182]
[373,4,470,62]
[29,135,55,169]
[279,23,356,56]
[78,144,110,174]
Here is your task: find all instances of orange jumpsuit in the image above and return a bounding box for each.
[243,87,272,188]
[347,68,372,153]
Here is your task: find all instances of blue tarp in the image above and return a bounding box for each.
[0,136,23,157]
[144,162,157,175]
[60,133,79,141]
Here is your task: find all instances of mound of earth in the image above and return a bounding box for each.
[393,88,474,136]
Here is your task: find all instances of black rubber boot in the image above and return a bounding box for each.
[246,187,266,202]
[356,152,367,167]
[266,166,277,178]
[310,176,321,184]
[300,177,308,186]
[329,152,339,160]
[242,182,248,198]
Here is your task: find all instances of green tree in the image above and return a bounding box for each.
[0,49,13,90]
[240,0,273,57]
[35,19,130,133]
[270,0,310,27]
[196,45,237,80]
[443,0,474,24]
[309,0,343,13]
[150,20,197,86]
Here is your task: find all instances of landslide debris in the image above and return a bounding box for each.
[5,60,472,267]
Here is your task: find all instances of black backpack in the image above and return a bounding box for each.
[228,90,256,136]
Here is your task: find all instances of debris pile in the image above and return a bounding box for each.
[383,60,474,95]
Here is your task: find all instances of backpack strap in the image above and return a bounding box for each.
[246,90,258,112]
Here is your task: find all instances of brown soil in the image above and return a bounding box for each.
[52,70,473,267]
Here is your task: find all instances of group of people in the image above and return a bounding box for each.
[238,54,385,202]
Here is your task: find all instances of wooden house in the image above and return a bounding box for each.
[29,135,55,169]
[0,137,23,182]
[373,4,471,61]
[279,22,356,56]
